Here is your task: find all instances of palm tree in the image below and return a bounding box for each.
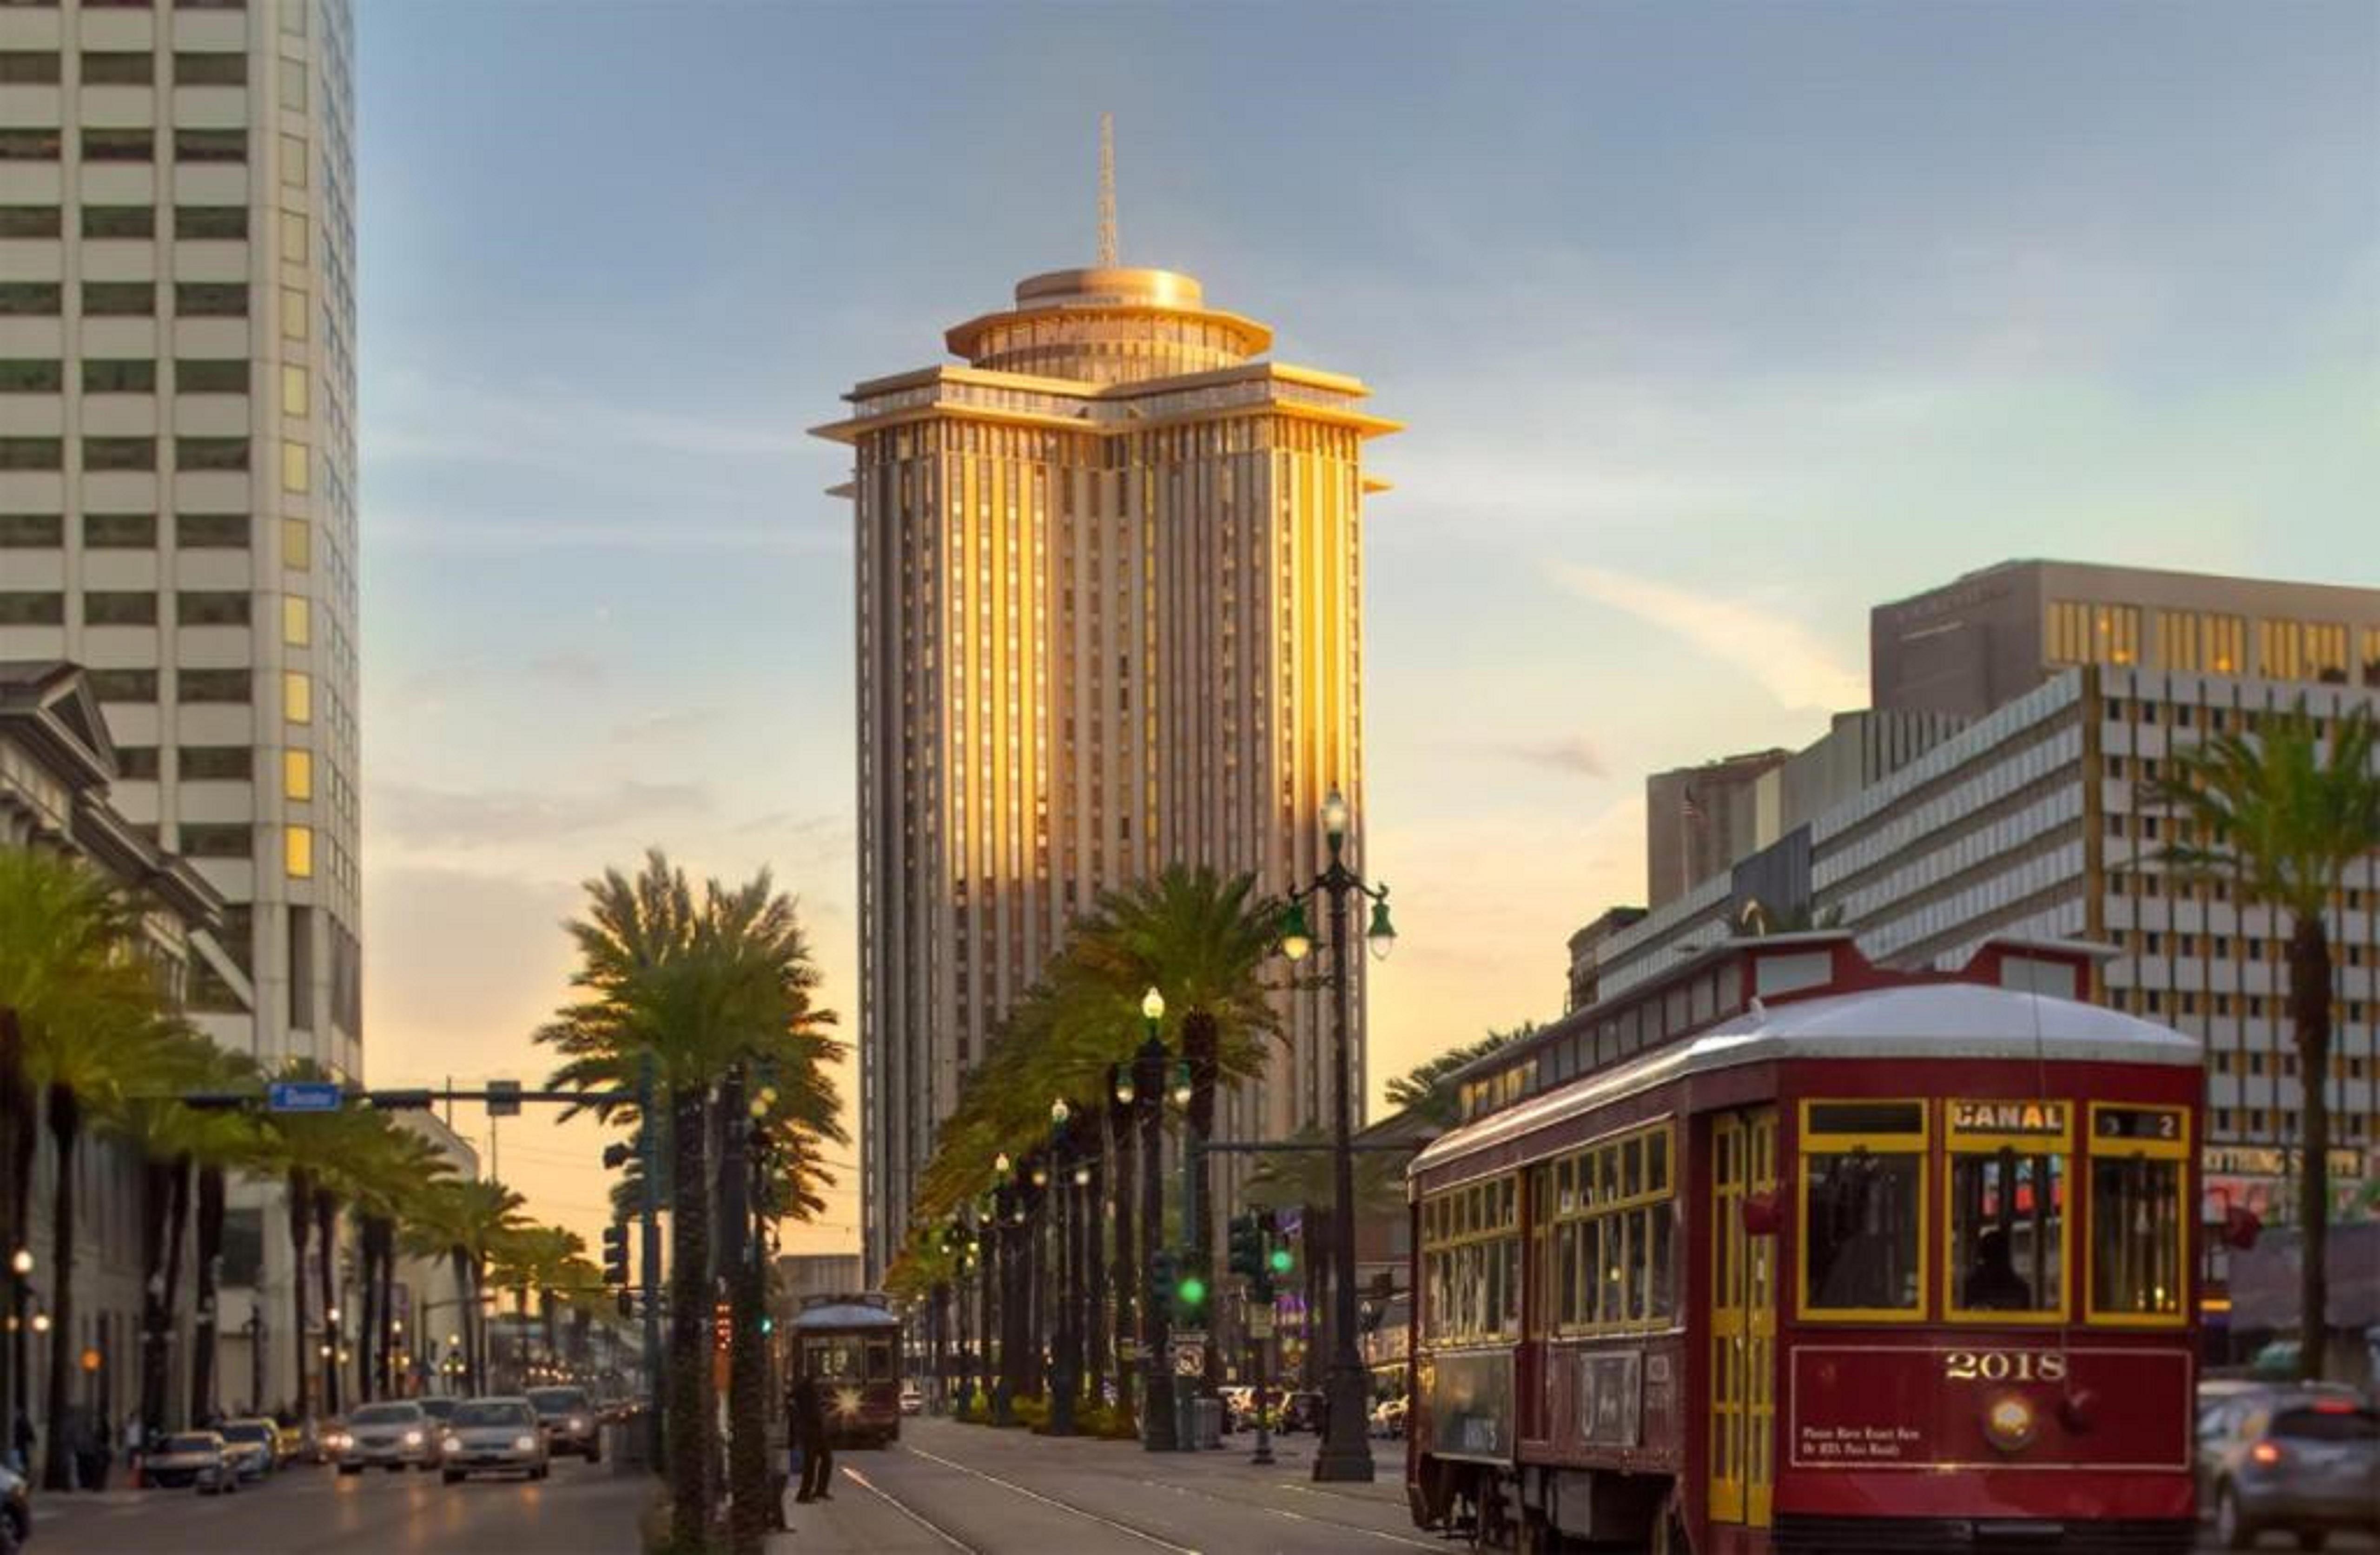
[101,1028,227,1439]
[180,1051,263,1423]
[339,1120,452,1401]
[1242,1125,1406,1388]
[256,1058,356,1422]
[2149,700,2380,1381]
[1384,1023,1540,1128]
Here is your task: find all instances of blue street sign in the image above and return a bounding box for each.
[267,1080,344,1114]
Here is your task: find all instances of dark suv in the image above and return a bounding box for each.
[525,1386,602,1463]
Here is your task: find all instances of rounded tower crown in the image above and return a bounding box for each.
[944,265,1273,386]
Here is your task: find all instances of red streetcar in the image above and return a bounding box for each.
[1405,933,2203,1555]
[789,1292,906,1447]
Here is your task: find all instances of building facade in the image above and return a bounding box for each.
[817,253,1397,1276]
[0,0,363,1079]
[1644,749,1787,910]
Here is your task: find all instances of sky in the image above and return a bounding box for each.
[353,0,2380,1260]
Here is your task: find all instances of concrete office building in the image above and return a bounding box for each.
[815,167,1398,1275]
[1645,749,1788,910]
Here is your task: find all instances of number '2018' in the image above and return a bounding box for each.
[1943,1350,2067,1383]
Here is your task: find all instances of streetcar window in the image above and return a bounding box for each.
[2089,1156,2184,1321]
[803,1337,866,1380]
[1647,1131,1668,1194]
[866,1341,894,1380]
[1549,1121,1676,1334]
[1947,1149,2064,1316]
[1802,1151,1923,1316]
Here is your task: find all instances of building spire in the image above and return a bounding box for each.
[1097,112,1117,266]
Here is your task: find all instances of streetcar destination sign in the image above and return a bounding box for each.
[1948,1100,2067,1136]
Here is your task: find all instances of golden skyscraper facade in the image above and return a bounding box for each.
[816,259,1396,1277]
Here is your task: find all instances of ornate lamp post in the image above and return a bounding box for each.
[1134,986,1179,1452]
[1048,1098,1081,1436]
[1277,786,1396,1483]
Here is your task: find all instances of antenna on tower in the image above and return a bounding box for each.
[1097,112,1117,266]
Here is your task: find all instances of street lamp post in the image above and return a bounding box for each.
[1277,786,1395,1483]
[990,1158,1015,1427]
[1134,987,1178,1452]
[1048,1098,1081,1436]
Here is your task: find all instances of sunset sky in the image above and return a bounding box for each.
[354,0,2378,1258]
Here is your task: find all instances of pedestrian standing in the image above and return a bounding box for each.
[790,1370,833,1503]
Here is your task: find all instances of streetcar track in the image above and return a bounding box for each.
[900,1444,1204,1554]
[1134,1474,1443,1550]
[840,1461,985,1553]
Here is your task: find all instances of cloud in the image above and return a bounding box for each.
[1501,735,1606,778]
[368,778,714,851]
[1549,563,1866,714]
[610,708,717,745]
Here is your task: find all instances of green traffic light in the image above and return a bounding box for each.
[1268,1248,1293,1274]
[760,1316,774,1335]
[1177,1275,1206,1306]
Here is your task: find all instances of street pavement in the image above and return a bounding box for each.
[31,1451,645,1555]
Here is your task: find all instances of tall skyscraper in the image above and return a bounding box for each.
[0,0,363,1079]
[816,145,1397,1275]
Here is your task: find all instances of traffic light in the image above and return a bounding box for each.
[601,1220,629,1286]
[1175,1263,1208,1323]
[1227,1214,1262,1280]
[1150,1248,1176,1309]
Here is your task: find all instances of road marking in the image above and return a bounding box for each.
[902,1445,1203,1555]
[841,1462,982,1553]
[1136,1476,1443,1550]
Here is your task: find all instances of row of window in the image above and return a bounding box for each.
[0,281,253,318]
[0,436,254,472]
[0,128,249,164]
[0,50,249,85]
[0,204,250,238]
[2111,985,2380,1024]
[0,358,251,394]
[0,1,252,9]
[2048,599,2380,687]
[0,512,246,548]
[0,589,272,626]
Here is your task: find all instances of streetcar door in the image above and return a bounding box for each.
[1709,1108,1778,1531]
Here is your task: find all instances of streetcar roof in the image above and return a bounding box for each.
[790,1302,902,1330]
[1410,981,2198,1180]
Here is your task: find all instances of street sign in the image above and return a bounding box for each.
[1173,1342,1203,1376]
[1247,1308,1275,1339]
[487,1079,522,1118]
[267,1080,342,1113]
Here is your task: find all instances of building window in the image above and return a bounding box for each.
[83,360,155,393]
[0,131,61,163]
[83,512,155,547]
[80,129,155,163]
[178,823,252,860]
[179,669,251,704]
[280,518,310,569]
[78,51,150,84]
[82,437,157,471]
[282,748,312,801]
[173,51,247,85]
[0,208,62,238]
[0,360,61,393]
[88,669,160,702]
[0,53,62,85]
[175,360,248,395]
[176,513,249,549]
[81,205,154,238]
[281,364,309,417]
[174,284,249,318]
[114,746,159,780]
[180,746,252,780]
[0,594,64,626]
[82,283,156,317]
[174,205,247,240]
[176,437,250,471]
[0,285,62,317]
[280,440,309,492]
[279,287,308,341]
[278,133,306,187]
[284,825,313,878]
[0,439,62,470]
[173,129,248,164]
[0,515,62,548]
[85,591,157,625]
[284,670,311,724]
[281,596,308,645]
[177,591,251,627]
[279,210,307,265]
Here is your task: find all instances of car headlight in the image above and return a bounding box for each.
[513,1435,537,1453]
[568,1416,587,1433]
[403,1430,423,1447]
[441,1436,462,1454]
[1983,1393,2036,1452]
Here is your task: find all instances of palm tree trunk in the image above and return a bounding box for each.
[0,1008,25,1441]
[355,1219,377,1403]
[727,1255,769,1555]
[2289,914,2334,1382]
[375,1221,397,1397]
[1183,1011,1222,1403]
[1109,1103,1134,1412]
[137,1153,174,1441]
[190,1165,224,1423]
[40,1083,79,1491]
[666,1084,714,1552]
[1084,1148,1107,1407]
[159,1154,192,1428]
[315,1193,339,1415]
[448,1248,475,1392]
[286,1171,313,1421]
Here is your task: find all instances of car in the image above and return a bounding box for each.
[1370,1395,1408,1439]
[1277,1390,1325,1435]
[439,1396,549,1483]
[523,1385,601,1463]
[215,1417,278,1481]
[334,1401,442,1474]
[0,1460,28,1550]
[2198,1385,2380,1549]
[270,1419,304,1462]
[898,1384,924,1416]
[143,1431,239,1495]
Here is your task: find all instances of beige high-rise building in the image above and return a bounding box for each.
[815,191,1397,1276]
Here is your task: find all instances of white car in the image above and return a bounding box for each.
[898,1384,924,1416]
[338,1401,442,1474]
[440,1396,549,1483]
[145,1431,239,1494]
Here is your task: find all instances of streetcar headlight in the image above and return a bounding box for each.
[1983,1393,2036,1452]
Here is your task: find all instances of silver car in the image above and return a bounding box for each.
[216,1417,278,1481]
[439,1397,549,1483]
[335,1401,441,1474]
[144,1431,239,1495]
[2198,1385,2380,1549]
